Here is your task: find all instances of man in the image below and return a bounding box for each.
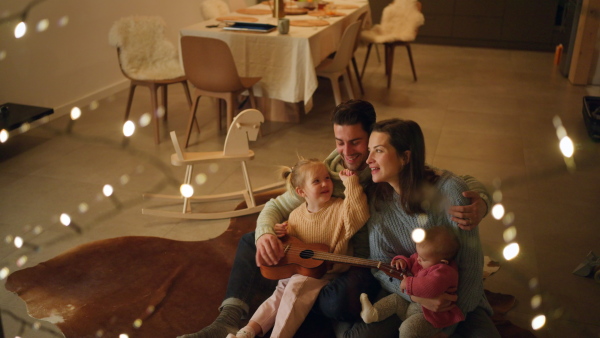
[181,100,491,338]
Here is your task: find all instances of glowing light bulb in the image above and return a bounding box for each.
[492,203,505,220]
[15,21,27,38]
[411,228,425,243]
[70,107,81,120]
[60,213,71,226]
[14,236,23,248]
[503,242,520,260]
[559,136,574,158]
[103,184,114,197]
[119,334,129,338]
[531,314,546,330]
[123,121,135,137]
[180,184,194,198]
[0,267,9,280]
[0,129,8,143]
[133,319,143,328]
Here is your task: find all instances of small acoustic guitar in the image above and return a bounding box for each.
[260,236,410,281]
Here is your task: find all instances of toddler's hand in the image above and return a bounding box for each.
[339,169,355,182]
[274,221,288,238]
[400,279,407,293]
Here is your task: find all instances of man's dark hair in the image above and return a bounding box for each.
[330,99,376,134]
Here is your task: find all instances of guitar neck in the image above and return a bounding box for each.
[310,251,405,280]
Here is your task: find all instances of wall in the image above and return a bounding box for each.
[0,0,249,119]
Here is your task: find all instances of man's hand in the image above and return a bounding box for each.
[256,234,284,267]
[448,191,487,230]
[410,293,457,312]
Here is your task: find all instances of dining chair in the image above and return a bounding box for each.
[359,0,424,88]
[200,0,231,20]
[316,21,362,107]
[349,11,369,95]
[108,16,196,145]
[180,35,261,148]
[142,109,285,220]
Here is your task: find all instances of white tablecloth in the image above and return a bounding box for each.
[180,1,369,106]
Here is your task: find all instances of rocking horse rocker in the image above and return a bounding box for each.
[142,109,285,219]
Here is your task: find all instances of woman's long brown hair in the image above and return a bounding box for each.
[370,119,438,215]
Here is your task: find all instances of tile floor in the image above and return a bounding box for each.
[1,43,600,337]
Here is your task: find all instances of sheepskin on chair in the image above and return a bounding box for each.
[108,16,184,81]
[200,0,231,20]
[361,0,424,43]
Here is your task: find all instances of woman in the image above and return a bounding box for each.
[365,118,497,337]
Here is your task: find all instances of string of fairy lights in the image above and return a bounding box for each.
[0,0,587,336]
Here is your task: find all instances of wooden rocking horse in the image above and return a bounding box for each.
[142,108,284,219]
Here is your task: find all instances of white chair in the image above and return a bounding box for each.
[142,109,284,220]
[109,16,197,144]
[316,21,362,107]
[359,0,424,88]
[201,0,231,20]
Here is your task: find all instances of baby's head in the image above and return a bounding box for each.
[281,158,333,204]
[416,226,459,269]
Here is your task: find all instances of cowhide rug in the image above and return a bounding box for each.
[5,187,534,338]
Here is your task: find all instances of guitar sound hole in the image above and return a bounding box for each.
[299,250,315,259]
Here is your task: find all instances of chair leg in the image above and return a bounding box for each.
[329,75,343,106]
[351,56,364,95]
[343,71,355,101]
[248,88,257,108]
[385,43,396,89]
[406,44,417,81]
[150,83,160,144]
[225,96,235,130]
[161,85,168,121]
[180,81,199,132]
[124,82,137,121]
[361,43,373,79]
[184,95,201,148]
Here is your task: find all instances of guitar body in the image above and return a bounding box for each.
[260,236,330,280]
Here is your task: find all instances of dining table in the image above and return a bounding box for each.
[180,0,370,122]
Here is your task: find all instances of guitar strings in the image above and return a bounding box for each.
[283,247,389,269]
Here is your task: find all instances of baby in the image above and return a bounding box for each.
[360,226,464,337]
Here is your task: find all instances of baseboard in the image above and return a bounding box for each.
[53,79,130,120]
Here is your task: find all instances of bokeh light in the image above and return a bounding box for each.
[493,190,502,203]
[37,19,49,32]
[556,125,567,139]
[133,319,142,328]
[15,21,27,38]
[0,50,6,60]
[120,174,130,185]
[70,106,82,120]
[195,173,207,185]
[16,255,28,267]
[139,113,152,127]
[20,122,31,133]
[411,228,425,243]
[503,242,520,260]
[0,129,8,143]
[502,212,515,226]
[123,121,135,137]
[156,106,165,119]
[180,184,194,198]
[58,16,69,27]
[0,267,9,280]
[60,213,71,226]
[529,277,539,290]
[559,136,574,157]
[119,334,129,338]
[14,236,23,248]
[531,314,546,330]
[209,163,219,173]
[103,184,114,197]
[503,226,517,243]
[78,202,89,213]
[492,203,505,220]
[531,294,542,309]
[89,100,100,110]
